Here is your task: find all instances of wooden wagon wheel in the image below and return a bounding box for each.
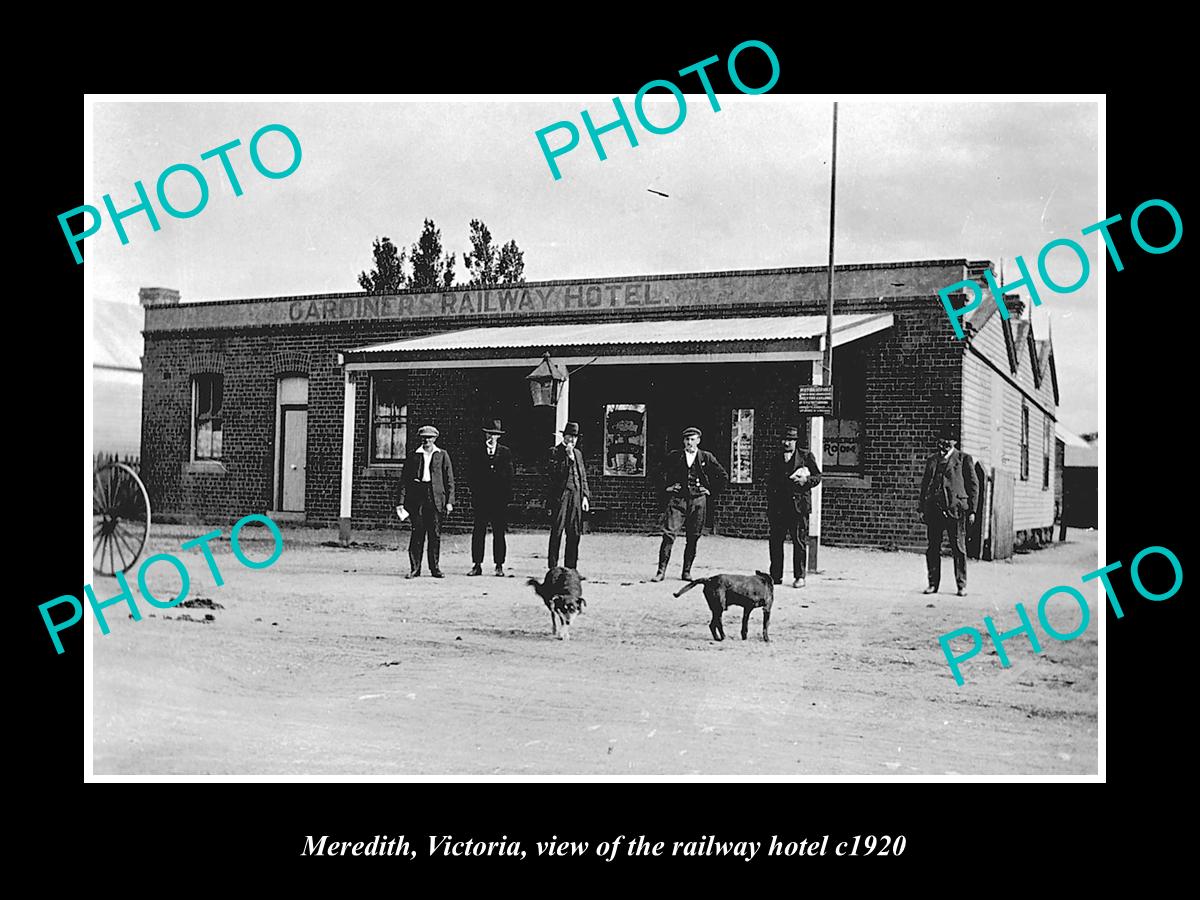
[93,462,152,576]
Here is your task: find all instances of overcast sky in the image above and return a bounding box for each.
[89,99,1099,432]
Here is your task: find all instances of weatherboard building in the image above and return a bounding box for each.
[137,258,1059,555]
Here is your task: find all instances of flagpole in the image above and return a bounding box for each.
[824,101,837,386]
[811,101,837,575]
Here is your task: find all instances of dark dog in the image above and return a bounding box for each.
[674,571,774,642]
[527,567,586,640]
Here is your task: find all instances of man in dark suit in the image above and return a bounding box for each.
[468,419,514,577]
[766,424,822,588]
[396,424,455,578]
[918,426,979,596]
[651,426,728,582]
[547,422,590,570]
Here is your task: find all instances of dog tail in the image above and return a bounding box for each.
[526,577,542,590]
[673,579,704,598]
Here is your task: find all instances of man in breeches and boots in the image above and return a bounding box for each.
[918,425,979,596]
[547,422,590,570]
[766,424,822,588]
[651,426,728,582]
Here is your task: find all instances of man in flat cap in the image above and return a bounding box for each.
[547,422,590,570]
[918,425,978,596]
[651,426,728,582]
[397,424,454,578]
[468,419,514,576]
[766,424,822,588]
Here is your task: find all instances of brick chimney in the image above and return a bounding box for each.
[139,287,180,308]
[1004,293,1026,319]
[966,259,993,284]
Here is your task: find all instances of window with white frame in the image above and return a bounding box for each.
[371,377,408,464]
[192,374,224,461]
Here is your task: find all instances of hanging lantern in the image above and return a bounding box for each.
[526,352,569,407]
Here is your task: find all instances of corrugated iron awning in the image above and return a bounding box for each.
[340,314,893,369]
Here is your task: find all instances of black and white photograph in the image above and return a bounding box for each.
[79,91,1114,779]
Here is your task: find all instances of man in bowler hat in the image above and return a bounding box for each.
[651,426,728,582]
[468,419,514,576]
[918,426,979,596]
[397,424,454,578]
[766,424,822,588]
[547,422,590,569]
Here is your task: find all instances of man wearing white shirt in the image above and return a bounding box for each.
[397,424,454,578]
[651,426,728,582]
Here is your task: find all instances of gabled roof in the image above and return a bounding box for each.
[968,301,999,333]
[1026,324,1042,387]
[1037,338,1060,404]
[1003,317,1019,373]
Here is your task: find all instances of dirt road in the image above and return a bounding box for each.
[92,525,1098,775]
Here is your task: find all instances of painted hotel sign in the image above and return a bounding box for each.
[288,282,678,323]
[142,263,966,333]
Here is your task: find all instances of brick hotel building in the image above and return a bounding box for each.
[137,259,1060,555]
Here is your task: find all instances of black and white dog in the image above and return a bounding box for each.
[527,567,586,640]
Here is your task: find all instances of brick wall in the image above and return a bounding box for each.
[820,302,967,551]
[140,260,1008,548]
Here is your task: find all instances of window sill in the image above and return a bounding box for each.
[183,460,228,475]
[822,471,871,488]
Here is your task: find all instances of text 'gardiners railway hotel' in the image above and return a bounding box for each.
[138,259,1060,556]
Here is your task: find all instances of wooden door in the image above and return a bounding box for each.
[280,407,308,511]
[988,468,1015,560]
[967,459,987,559]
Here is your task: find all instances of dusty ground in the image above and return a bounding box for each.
[92,524,1099,775]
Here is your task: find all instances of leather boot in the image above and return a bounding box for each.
[681,541,697,581]
[650,536,672,582]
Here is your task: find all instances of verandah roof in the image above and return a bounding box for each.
[339,314,893,368]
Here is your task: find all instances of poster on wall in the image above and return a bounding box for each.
[604,404,646,476]
[731,408,754,483]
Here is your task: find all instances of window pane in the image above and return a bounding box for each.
[211,422,223,459]
[839,419,860,468]
[196,378,210,417]
[375,381,403,412]
[372,380,407,461]
[197,421,212,459]
[211,377,223,416]
[822,418,838,468]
